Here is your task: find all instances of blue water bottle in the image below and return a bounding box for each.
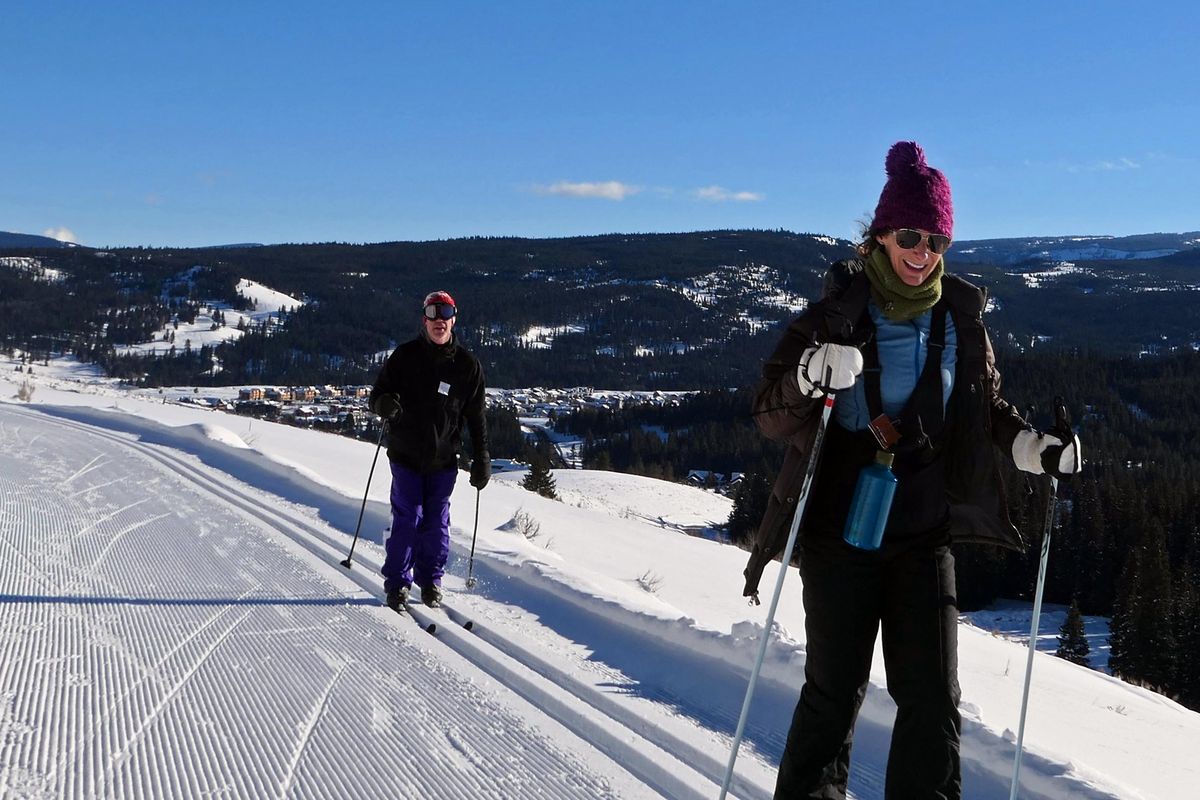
[843,450,898,550]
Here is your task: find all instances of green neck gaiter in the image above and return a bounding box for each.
[865,247,944,322]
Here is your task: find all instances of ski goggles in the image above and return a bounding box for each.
[424,303,457,320]
[894,228,952,255]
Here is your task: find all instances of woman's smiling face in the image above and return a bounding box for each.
[876,228,942,287]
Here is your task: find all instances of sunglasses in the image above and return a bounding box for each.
[423,303,456,320]
[894,228,952,255]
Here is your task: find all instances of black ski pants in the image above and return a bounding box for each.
[774,537,961,800]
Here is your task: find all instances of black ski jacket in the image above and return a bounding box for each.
[369,334,488,473]
[742,260,1029,597]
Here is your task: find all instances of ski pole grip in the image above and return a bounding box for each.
[1051,395,1072,440]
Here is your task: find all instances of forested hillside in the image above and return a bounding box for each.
[0,231,842,388]
[4,230,1199,390]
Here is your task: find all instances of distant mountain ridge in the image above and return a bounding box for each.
[5,226,1196,263]
[0,231,77,249]
[952,231,1200,265]
[3,228,1198,388]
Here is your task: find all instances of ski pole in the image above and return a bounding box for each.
[340,422,387,569]
[720,393,836,800]
[465,488,481,589]
[1009,473,1056,799]
[1010,397,1074,799]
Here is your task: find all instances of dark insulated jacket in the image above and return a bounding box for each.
[742,260,1029,597]
[369,334,488,474]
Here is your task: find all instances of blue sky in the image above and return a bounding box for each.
[3,1,1196,248]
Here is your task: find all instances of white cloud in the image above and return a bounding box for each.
[1095,157,1140,171]
[1068,157,1140,173]
[42,226,77,243]
[1028,156,1143,174]
[536,181,640,200]
[693,185,764,202]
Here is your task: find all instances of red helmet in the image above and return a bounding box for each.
[422,290,455,308]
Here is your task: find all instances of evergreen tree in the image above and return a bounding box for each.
[591,448,612,471]
[522,454,559,500]
[1109,519,1176,690]
[1173,564,1200,708]
[1056,597,1091,666]
[1073,477,1114,613]
[727,471,770,545]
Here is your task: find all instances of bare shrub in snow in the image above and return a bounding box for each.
[637,570,664,594]
[504,507,541,542]
[16,380,34,402]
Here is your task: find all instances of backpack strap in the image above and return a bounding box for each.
[817,259,872,346]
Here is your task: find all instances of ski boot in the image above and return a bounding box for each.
[386,585,410,612]
[420,584,443,609]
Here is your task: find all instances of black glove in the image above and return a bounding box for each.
[469,452,491,489]
[374,393,402,420]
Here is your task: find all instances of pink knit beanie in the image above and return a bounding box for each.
[871,141,954,238]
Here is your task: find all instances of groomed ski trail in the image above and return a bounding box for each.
[0,408,650,798]
[0,405,769,799]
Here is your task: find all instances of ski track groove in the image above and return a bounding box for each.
[279,660,348,798]
[98,608,252,797]
[0,407,759,799]
[90,512,175,569]
[443,601,772,799]
[70,497,151,540]
[0,468,66,597]
[156,600,303,798]
[57,584,265,786]
[59,454,108,486]
[0,521,57,596]
[66,476,128,499]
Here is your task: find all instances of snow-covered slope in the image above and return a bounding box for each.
[951,232,1200,265]
[115,274,302,360]
[2,359,1199,799]
[501,468,733,533]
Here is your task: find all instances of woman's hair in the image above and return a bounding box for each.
[855,223,889,258]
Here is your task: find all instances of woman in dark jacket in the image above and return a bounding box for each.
[743,142,1082,799]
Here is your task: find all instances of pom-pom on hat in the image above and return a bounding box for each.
[871,141,953,239]
[422,290,456,309]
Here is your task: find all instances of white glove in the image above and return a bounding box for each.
[796,343,864,398]
[1011,428,1083,478]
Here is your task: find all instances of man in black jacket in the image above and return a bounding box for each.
[369,290,489,611]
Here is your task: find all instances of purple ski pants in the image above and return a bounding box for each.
[382,463,457,593]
